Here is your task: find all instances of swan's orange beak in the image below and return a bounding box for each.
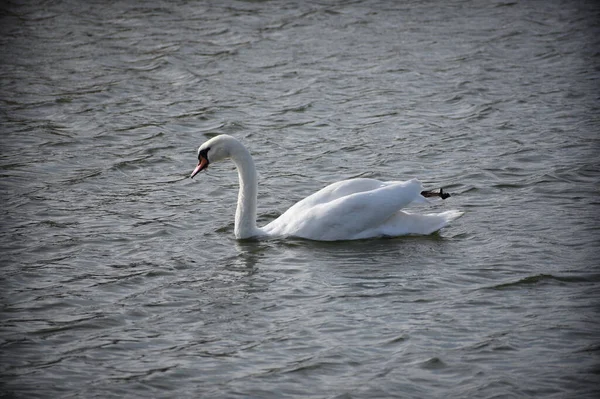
[190,156,209,179]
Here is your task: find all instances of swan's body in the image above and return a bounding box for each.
[190,135,463,241]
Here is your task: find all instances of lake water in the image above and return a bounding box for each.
[1,0,599,397]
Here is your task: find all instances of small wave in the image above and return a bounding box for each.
[487,273,595,290]
[419,357,447,370]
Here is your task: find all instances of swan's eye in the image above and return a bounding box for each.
[199,147,210,161]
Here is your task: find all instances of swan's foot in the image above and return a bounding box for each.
[421,188,451,200]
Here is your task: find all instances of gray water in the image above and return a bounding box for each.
[1,0,599,397]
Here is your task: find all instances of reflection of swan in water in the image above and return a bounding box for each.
[190,135,463,241]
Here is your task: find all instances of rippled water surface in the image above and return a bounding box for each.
[1,0,599,397]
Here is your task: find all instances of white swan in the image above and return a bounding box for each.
[190,135,463,241]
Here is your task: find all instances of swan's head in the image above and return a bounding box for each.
[190,134,240,178]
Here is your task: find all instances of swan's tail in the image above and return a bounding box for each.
[435,209,464,224]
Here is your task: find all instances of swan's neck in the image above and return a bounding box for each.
[231,145,262,239]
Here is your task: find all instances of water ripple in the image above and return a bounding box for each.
[1,0,599,398]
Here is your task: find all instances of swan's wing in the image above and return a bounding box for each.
[264,178,427,240]
[289,178,387,208]
[281,178,424,214]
